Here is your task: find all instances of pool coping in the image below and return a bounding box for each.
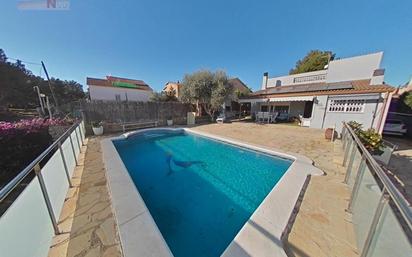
[101,127,324,257]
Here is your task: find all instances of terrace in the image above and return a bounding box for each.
[1,121,411,257]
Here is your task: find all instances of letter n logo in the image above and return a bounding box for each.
[47,0,56,8]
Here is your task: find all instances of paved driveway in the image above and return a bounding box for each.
[384,136,412,202]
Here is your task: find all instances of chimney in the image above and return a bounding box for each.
[262,72,269,89]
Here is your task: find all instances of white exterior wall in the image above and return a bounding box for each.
[326,52,383,83]
[309,95,329,129]
[263,70,327,89]
[89,85,153,102]
[310,93,384,132]
[262,52,384,89]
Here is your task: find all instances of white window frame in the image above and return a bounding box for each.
[327,99,365,113]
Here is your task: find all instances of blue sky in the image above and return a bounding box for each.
[0,0,411,91]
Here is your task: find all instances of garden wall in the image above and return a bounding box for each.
[63,100,193,126]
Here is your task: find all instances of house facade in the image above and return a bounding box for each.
[87,76,153,102]
[163,82,182,98]
[240,52,395,133]
[223,78,252,117]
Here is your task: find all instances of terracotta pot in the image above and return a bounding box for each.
[325,128,336,140]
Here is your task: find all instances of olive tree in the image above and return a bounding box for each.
[180,70,231,121]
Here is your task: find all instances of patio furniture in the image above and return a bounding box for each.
[270,112,279,123]
[256,112,279,123]
[255,112,263,123]
[216,114,226,124]
[276,112,289,121]
[263,112,270,123]
[299,115,311,127]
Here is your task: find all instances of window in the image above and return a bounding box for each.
[274,105,289,113]
[115,94,121,101]
[328,99,365,113]
[261,105,268,112]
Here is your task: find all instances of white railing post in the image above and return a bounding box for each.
[78,123,85,146]
[347,156,367,213]
[58,141,73,188]
[34,164,60,235]
[343,138,353,166]
[360,190,390,257]
[69,133,78,166]
[344,141,357,184]
[74,127,81,153]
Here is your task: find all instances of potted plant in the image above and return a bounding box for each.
[92,121,104,136]
[325,127,337,141]
[348,121,384,155]
[166,116,173,126]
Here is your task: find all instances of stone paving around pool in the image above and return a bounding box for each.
[383,136,412,203]
[192,122,359,257]
[49,122,359,257]
[48,138,122,257]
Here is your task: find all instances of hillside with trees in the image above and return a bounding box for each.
[0,49,85,113]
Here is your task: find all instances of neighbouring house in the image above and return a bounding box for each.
[87,76,153,102]
[223,78,252,117]
[240,52,395,133]
[163,81,182,98]
[389,77,412,112]
[163,78,251,118]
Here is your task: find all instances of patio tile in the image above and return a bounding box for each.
[48,138,122,257]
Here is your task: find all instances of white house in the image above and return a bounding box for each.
[87,76,153,102]
[240,52,395,133]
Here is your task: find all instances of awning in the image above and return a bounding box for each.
[269,96,314,102]
[239,96,314,103]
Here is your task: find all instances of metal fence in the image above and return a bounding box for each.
[0,120,85,257]
[341,122,412,257]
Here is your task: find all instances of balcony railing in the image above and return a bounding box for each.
[0,120,85,257]
[341,122,412,257]
[292,73,326,83]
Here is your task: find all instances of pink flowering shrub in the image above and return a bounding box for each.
[0,118,72,185]
[0,118,69,137]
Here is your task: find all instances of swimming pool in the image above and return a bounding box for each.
[113,129,292,257]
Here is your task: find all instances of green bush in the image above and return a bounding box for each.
[348,121,384,155]
[91,121,102,127]
[348,121,362,133]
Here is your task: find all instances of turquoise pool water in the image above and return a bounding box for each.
[113,130,292,257]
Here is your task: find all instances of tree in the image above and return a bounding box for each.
[403,92,412,109]
[150,90,178,102]
[0,49,7,63]
[180,70,231,120]
[289,50,335,75]
[0,49,85,109]
[397,92,412,113]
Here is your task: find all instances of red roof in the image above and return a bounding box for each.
[87,76,152,91]
[106,76,148,87]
